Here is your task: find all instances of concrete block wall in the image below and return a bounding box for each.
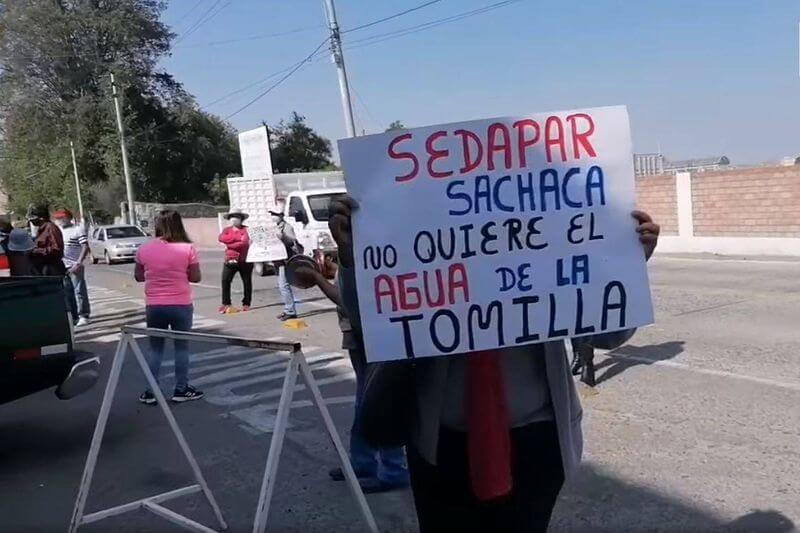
[635,174,678,236]
[691,167,800,238]
[640,166,800,256]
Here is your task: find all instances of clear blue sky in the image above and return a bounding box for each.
[162,0,800,165]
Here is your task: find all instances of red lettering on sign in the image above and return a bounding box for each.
[374,274,398,313]
[512,119,541,167]
[397,273,422,310]
[426,130,453,179]
[566,113,597,159]
[545,116,567,163]
[455,129,483,174]
[388,133,419,182]
[487,123,512,171]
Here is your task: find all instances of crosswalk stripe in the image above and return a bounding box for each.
[82,285,355,434]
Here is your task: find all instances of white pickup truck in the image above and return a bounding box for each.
[226,171,345,276]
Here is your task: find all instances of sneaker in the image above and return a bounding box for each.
[277,312,298,321]
[171,385,204,403]
[329,467,374,481]
[241,305,251,312]
[138,390,157,405]
[358,477,410,494]
[76,317,90,327]
[218,305,230,314]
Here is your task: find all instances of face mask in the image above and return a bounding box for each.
[271,216,281,224]
[56,219,69,228]
[230,217,242,226]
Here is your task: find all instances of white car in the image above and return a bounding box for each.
[89,225,149,264]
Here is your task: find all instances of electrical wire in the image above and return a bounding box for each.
[344,0,524,50]
[341,0,444,34]
[175,0,230,45]
[175,26,323,48]
[173,0,205,29]
[223,38,330,120]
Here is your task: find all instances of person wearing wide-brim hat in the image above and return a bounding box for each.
[223,209,249,221]
[5,228,36,276]
[218,208,252,314]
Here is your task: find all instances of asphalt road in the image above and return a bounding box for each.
[1,252,798,532]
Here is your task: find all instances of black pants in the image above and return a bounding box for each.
[408,421,564,533]
[221,262,253,306]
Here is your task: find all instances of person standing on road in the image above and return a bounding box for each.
[329,195,660,532]
[289,261,411,494]
[55,209,91,327]
[270,208,301,321]
[0,220,11,276]
[28,205,66,277]
[218,209,253,314]
[28,205,77,322]
[3,228,36,276]
[134,210,204,405]
[571,339,597,387]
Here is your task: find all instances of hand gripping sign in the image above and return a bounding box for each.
[338,105,654,362]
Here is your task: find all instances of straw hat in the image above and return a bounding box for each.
[223,208,249,220]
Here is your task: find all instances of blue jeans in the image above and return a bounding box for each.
[69,267,91,318]
[63,275,78,324]
[349,347,410,485]
[145,305,193,390]
[277,266,297,315]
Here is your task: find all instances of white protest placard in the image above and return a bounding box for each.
[338,105,654,362]
[238,126,273,179]
[246,225,287,263]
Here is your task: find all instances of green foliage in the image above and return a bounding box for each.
[0,0,240,216]
[269,112,333,173]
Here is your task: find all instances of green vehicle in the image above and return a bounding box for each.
[0,276,99,405]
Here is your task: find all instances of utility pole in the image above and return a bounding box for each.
[110,73,136,225]
[69,140,85,222]
[322,0,356,138]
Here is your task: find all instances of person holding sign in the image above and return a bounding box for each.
[218,209,253,314]
[288,257,411,494]
[330,195,659,532]
[269,208,302,321]
[334,105,661,532]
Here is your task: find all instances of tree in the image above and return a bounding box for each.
[386,120,406,131]
[0,0,240,215]
[269,112,333,173]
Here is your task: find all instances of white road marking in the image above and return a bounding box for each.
[82,283,355,434]
[656,256,799,266]
[599,352,800,393]
[76,286,225,344]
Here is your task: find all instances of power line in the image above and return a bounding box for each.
[224,38,331,120]
[175,0,230,45]
[173,0,205,29]
[345,0,524,50]
[341,0,444,34]
[175,26,324,48]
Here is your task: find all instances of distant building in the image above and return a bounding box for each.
[633,153,665,176]
[664,156,730,173]
[633,154,730,176]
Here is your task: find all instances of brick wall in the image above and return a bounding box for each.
[692,167,800,237]
[635,174,678,235]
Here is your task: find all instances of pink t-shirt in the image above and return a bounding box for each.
[136,239,199,306]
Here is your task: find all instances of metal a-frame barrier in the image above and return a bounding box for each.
[69,326,378,533]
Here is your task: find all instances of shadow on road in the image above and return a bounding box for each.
[557,461,795,532]
[594,341,686,385]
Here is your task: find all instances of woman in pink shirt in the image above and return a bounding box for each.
[134,210,203,404]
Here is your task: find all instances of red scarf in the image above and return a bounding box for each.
[466,351,512,501]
